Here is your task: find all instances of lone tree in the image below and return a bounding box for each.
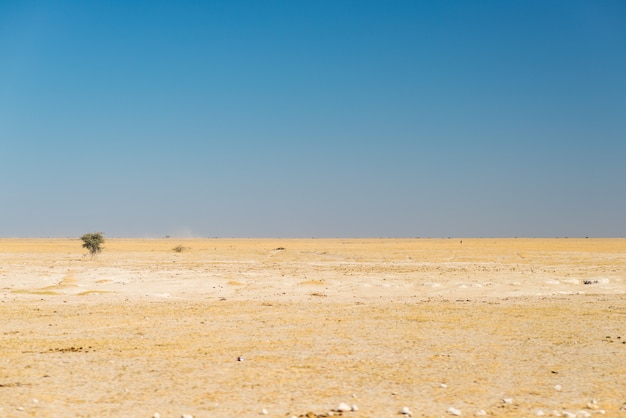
[81,232,105,256]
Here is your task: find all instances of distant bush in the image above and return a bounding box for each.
[81,232,104,256]
[172,245,188,253]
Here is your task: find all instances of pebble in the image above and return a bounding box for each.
[447,406,462,416]
[440,383,448,388]
[181,415,194,418]
[554,384,562,391]
[261,408,268,415]
[534,410,545,416]
[400,406,412,416]
[475,410,487,416]
[153,414,161,418]
[335,402,352,412]
[502,398,513,404]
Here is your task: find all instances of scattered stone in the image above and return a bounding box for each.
[586,399,598,410]
[153,413,161,418]
[335,402,351,412]
[554,384,562,391]
[261,408,268,415]
[400,406,412,416]
[620,403,626,411]
[577,410,591,417]
[502,398,513,404]
[475,410,487,416]
[237,356,244,361]
[447,406,462,416]
[351,405,359,411]
[181,414,194,418]
[534,410,545,416]
[561,412,576,418]
[440,383,448,388]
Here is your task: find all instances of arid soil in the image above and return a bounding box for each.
[1,238,625,417]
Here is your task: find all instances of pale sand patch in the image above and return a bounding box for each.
[0,238,625,417]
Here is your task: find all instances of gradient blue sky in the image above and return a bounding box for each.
[1,1,625,237]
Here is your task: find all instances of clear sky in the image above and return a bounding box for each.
[1,1,625,238]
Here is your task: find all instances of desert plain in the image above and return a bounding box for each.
[1,238,625,417]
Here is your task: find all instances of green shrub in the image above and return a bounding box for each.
[81,232,105,256]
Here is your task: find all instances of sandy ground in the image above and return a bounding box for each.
[1,238,625,417]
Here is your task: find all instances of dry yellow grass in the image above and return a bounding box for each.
[0,238,625,417]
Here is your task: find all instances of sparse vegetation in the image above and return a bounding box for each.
[172,245,188,253]
[80,232,105,256]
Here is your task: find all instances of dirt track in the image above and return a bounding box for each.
[1,238,625,417]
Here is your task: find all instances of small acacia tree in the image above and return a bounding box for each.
[81,232,105,256]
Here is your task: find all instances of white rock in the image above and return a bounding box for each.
[351,405,359,411]
[561,412,576,418]
[554,384,562,391]
[447,406,462,416]
[181,415,194,418]
[400,406,412,416]
[153,414,161,418]
[577,411,591,418]
[261,408,268,415]
[335,403,351,412]
[440,383,448,388]
[503,398,513,404]
[534,410,545,416]
[475,410,487,416]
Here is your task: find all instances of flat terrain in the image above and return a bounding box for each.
[1,238,625,417]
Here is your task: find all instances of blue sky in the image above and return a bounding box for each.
[1,1,625,237]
